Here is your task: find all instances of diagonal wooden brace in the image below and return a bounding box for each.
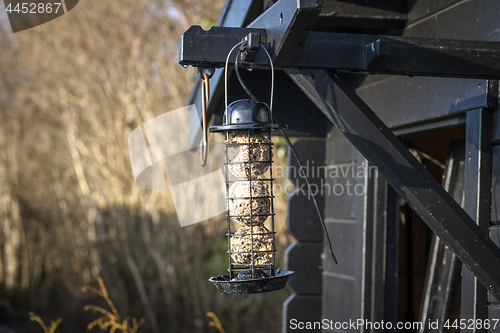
[286,67,500,301]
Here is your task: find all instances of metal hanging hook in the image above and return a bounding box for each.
[224,37,275,121]
[200,72,210,167]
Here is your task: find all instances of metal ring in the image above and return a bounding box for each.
[200,73,209,167]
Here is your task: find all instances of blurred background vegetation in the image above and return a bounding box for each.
[0,1,293,332]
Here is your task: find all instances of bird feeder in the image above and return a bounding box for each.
[209,98,293,294]
[202,35,336,295]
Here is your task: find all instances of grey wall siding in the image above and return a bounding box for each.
[490,224,500,309]
[405,0,500,41]
[284,138,326,333]
[321,125,398,332]
[322,0,500,331]
[356,76,487,132]
[356,0,500,132]
[491,145,500,224]
[322,126,366,332]
[407,0,462,24]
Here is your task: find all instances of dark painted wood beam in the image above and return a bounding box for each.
[316,0,407,31]
[285,68,500,301]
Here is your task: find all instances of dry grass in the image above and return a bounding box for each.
[206,312,225,333]
[82,277,145,333]
[0,1,292,332]
[29,312,63,333]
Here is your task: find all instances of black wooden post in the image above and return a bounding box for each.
[363,165,399,332]
[461,107,494,332]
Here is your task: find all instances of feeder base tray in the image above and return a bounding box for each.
[209,269,294,295]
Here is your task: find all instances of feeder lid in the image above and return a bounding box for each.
[209,99,286,132]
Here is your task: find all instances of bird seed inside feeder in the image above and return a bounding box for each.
[228,181,270,226]
[231,225,273,265]
[226,132,271,179]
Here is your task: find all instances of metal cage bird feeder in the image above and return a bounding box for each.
[209,99,293,295]
[206,37,293,295]
[202,34,336,295]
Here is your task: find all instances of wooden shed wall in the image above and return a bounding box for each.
[321,0,500,332]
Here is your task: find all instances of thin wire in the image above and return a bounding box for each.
[260,44,274,112]
[278,126,338,265]
[234,45,275,112]
[225,41,245,123]
[227,41,275,114]
[235,53,258,101]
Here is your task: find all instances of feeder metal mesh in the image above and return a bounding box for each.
[227,132,271,179]
[230,225,273,265]
[228,181,270,226]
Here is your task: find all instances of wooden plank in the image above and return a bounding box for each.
[405,0,500,41]
[286,138,327,188]
[384,184,400,326]
[493,111,500,144]
[324,128,369,222]
[317,0,407,31]
[283,294,322,333]
[356,0,500,132]
[487,304,500,332]
[392,115,465,136]
[492,226,500,246]
[490,226,500,305]
[285,242,323,295]
[322,221,357,276]
[356,76,488,130]
[490,145,500,224]
[322,124,398,329]
[325,124,364,170]
[322,131,366,277]
[323,165,365,221]
[286,191,324,242]
[284,137,325,322]
[286,138,326,241]
[321,0,406,18]
[407,0,461,25]
[322,125,365,329]
[322,273,360,332]
[461,109,493,333]
[364,168,399,328]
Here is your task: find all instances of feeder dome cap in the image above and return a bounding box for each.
[209,99,286,132]
[225,99,271,125]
